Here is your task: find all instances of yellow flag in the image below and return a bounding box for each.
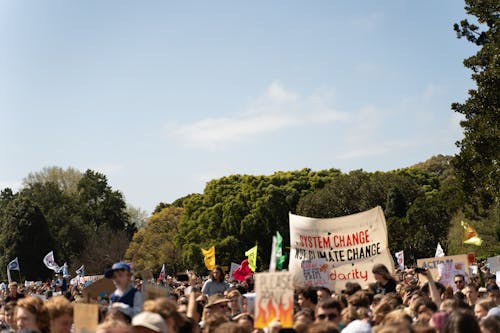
[245,245,258,272]
[201,246,216,270]
[460,221,483,246]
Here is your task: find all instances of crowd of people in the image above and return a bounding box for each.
[0,261,498,333]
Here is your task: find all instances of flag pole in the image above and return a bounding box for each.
[6,266,11,284]
[18,270,21,283]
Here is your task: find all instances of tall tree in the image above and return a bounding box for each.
[23,166,83,194]
[452,0,500,211]
[77,170,134,234]
[0,195,54,280]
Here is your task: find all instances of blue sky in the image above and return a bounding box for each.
[1,1,477,213]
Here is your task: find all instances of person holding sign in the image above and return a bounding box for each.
[105,262,143,317]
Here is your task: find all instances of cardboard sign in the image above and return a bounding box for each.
[255,272,294,329]
[487,255,500,273]
[140,269,154,281]
[144,284,169,301]
[289,207,393,292]
[74,303,98,333]
[301,258,329,287]
[82,278,115,300]
[416,254,470,287]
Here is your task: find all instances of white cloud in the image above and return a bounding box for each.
[168,81,347,150]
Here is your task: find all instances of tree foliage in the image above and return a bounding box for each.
[452,0,500,211]
[125,206,184,275]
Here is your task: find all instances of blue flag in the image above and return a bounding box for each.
[8,258,20,271]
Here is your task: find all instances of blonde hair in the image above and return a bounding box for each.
[45,296,73,320]
[16,296,51,333]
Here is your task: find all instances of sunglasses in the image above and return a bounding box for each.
[454,280,464,284]
[317,313,337,321]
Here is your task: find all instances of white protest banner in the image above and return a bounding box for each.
[417,254,471,287]
[487,255,500,273]
[301,258,328,287]
[255,272,294,329]
[289,206,393,293]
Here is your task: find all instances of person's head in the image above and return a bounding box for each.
[211,266,225,283]
[45,296,73,333]
[486,283,500,304]
[474,299,495,320]
[96,319,132,333]
[479,316,500,333]
[416,299,438,324]
[4,301,16,328]
[453,274,465,291]
[306,322,340,333]
[315,299,341,325]
[214,322,249,333]
[445,309,480,333]
[294,308,315,325]
[232,313,254,333]
[132,311,167,333]
[372,264,393,284]
[15,296,51,333]
[347,290,370,308]
[429,311,448,333]
[143,297,183,333]
[463,283,479,303]
[298,287,318,310]
[316,287,331,303]
[205,294,229,317]
[226,290,242,313]
[8,282,18,295]
[105,262,132,290]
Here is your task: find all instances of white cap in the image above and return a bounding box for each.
[132,312,167,333]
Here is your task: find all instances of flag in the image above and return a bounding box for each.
[395,250,404,271]
[461,221,483,246]
[245,245,258,272]
[276,231,287,270]
[158,264,166,281]
[43,251,60,272]
[62,262,69,277]
[435,243,445,257]
[201,246,216,270]
[75,265,84,277]
[233,258,252,281]
[7,257,20,271]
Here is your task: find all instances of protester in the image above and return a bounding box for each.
[105,262,143,317]
[45,296,73,333]
[4,282,24,303]
[202,267,229,297]
[15,296,50,333]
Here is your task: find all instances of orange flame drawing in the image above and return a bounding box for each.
[255,296,294,328]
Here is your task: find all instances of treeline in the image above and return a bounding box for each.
[0,167,135,280]
[125,155,499,276]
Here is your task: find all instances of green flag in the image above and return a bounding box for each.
[276,231,287,269]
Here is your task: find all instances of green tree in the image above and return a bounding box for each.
[0,195,54,280]
[125,206,184,274]
[452,0,500,211]
[77,170,134,234]
[23,166,83,194]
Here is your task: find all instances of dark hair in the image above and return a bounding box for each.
[299,287,318,305]
[316,286,331,296]
[445,309,480,333]
[315,299,342,314]
[212,266,225,282]
[480,316,500,333]
[306,322,339,333]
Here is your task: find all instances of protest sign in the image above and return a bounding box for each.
[254,272,293,329]
[417,254,471,287]
[487,255,500,273]
[144,284,170,301]
[301,258,328,287]
[82,278,115,301]
[74,303,98,333]
[289,206,393,292]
